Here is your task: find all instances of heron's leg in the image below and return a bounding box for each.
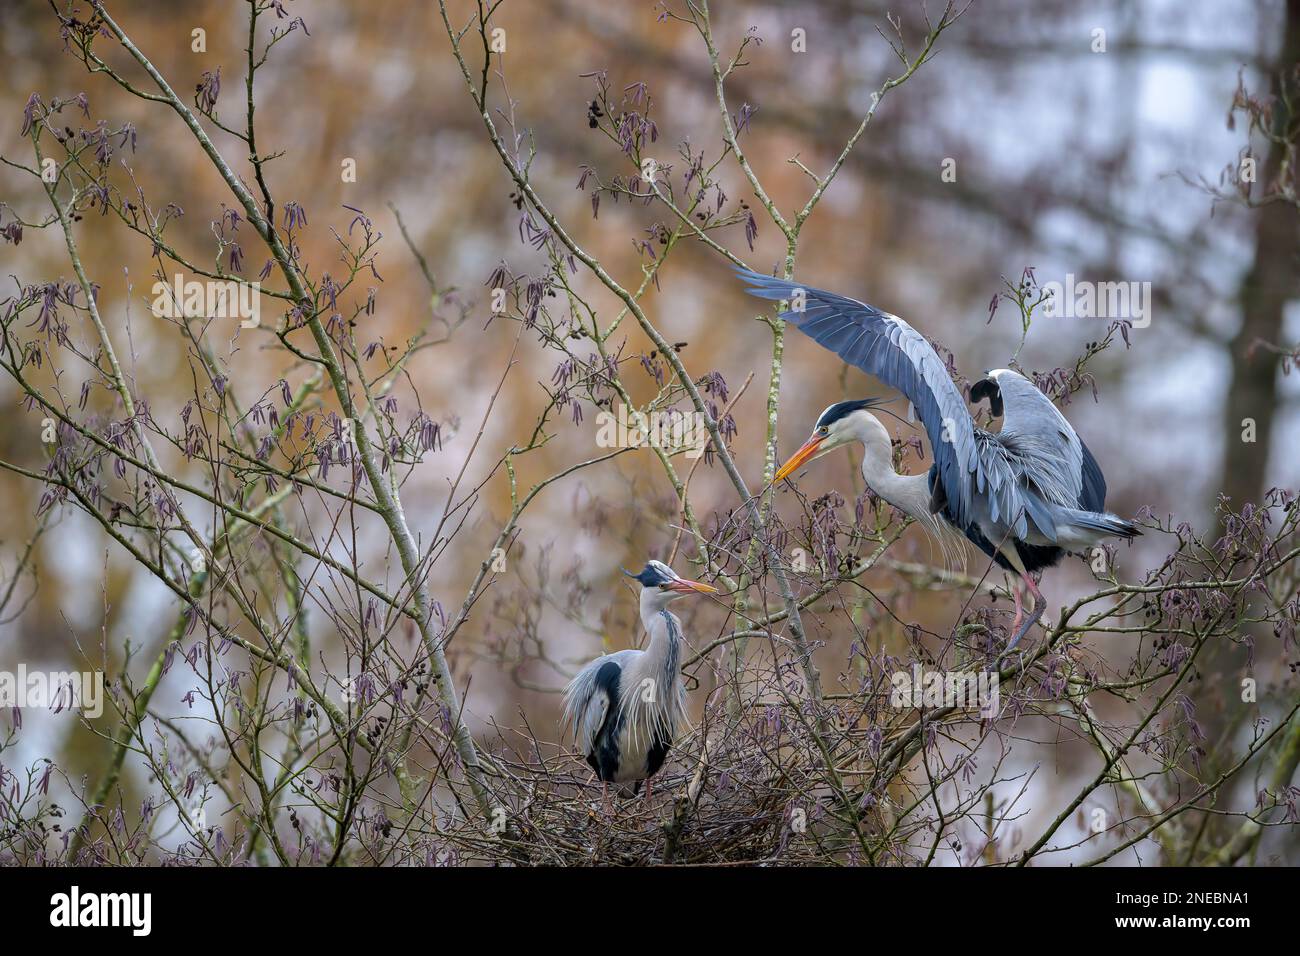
[1006,572,1044,651]
[644,777,654,805]
[1009,579,1024,637]
[601,782,612,816]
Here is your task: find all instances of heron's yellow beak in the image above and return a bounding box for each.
[774,434,825,483]
[669,577,718,594]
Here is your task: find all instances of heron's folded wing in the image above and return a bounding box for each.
[736,267,978,528]
[561,654,626,756]
[1079,441,1107,512]
[982,371,1085,509]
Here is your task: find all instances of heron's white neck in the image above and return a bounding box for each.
[639,589,683,654]
[847,418,933,523]
[637,588,684,707]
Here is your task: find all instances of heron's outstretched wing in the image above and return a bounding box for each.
[561,650,635,757]
[736,267,979,528]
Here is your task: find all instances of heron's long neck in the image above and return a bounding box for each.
[639,594,682,687]
[854,428,933,523]
[623,593,685,737]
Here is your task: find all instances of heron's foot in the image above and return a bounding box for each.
[1023,585,1038,616]
[994,647,1028,677]
[1005,602,1043,652]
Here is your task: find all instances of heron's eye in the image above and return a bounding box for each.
[817,426,829,436]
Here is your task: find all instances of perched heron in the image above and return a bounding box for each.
[562,560,716,807]
[736,268,1140,649]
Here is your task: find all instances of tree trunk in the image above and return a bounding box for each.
[1220,0,1300,521]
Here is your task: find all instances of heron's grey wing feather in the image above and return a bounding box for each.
[1079,440,1107,511]
[561,649,638,756]
[972,433,1035,539]
[988,371,1085,509]
[736,268,979,528]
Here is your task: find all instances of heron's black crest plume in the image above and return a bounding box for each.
[815,398,886,430]
[625,560,675,587]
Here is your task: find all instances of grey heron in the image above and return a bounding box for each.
[736,268,1140,650]
[562,560,716,808]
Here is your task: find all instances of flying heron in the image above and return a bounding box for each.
[736,268,1140,650]
[562,560,716,808]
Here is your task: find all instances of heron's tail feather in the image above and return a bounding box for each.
[1056,508,1141,543]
